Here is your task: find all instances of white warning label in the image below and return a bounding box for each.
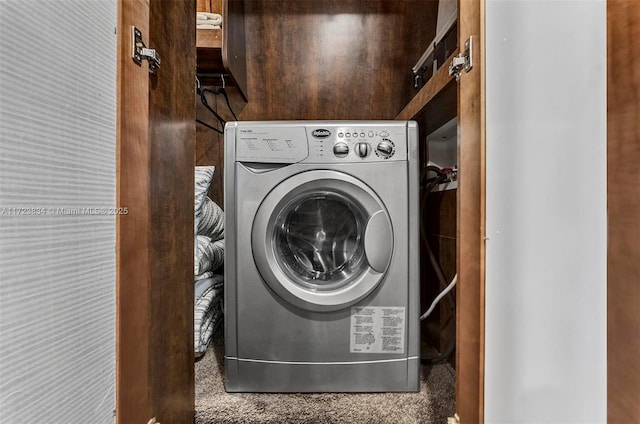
[350,306,405,353]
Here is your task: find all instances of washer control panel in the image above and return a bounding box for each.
[308,125,407,163]
[235,123,409,163]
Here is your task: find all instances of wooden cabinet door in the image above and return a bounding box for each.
[456,0,485,422]
[608,1,640,422]
[117,1,196,423]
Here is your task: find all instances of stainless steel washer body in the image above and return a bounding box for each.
[224,121,420,392]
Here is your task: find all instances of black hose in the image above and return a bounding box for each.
[200,89,226,126]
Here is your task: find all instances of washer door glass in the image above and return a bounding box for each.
[274,191,367,291]
[252,170,393,312]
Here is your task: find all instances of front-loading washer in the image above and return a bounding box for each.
[224,121,420,392]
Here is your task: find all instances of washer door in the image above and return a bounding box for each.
[252,170,393,312]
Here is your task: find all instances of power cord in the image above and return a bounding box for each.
[196,118,223,134]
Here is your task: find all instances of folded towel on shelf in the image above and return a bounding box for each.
[197,12,222,22]
[197,12,222,26]
[197,23,221,30]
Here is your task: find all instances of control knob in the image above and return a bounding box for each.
[333,142,349,158]
[355,142,371,158]
[375,139,395,159]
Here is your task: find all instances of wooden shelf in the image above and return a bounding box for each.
[395,50,458,121]
[197,28,222,49]
[197,29,223,79]
[196,0,247,101]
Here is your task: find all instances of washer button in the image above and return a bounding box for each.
[368,131,374,137]
[380,131,389,137]
[345,132,351,137]
[375,139,395,159]
[333,142,349,158]
[338,132,344,138]
[355,142,371,158]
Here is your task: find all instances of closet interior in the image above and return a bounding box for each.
[193,0,463,420]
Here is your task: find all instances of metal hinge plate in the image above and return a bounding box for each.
[132,26,161,74]
[447,413,461,424]
[449,37,473,81]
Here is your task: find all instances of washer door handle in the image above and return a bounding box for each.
[364,210,393,273]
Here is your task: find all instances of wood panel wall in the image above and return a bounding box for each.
[196,88,246,202]
[239,0,438,120]
[197,0,220,13]
[607,1,640,422]
[197,0,440,204]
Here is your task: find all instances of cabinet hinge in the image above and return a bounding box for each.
[131,26,161,74]
[447,413,461,424]
[449,36,473,81]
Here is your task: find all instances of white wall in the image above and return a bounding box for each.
[0,1,117,422]
[484,1,607,422]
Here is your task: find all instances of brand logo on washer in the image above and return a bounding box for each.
[311,129,331,138]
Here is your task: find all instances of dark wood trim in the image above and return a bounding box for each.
[116,0,151,422]
[147,0,196,421]
[456,0,485,422]
[607,1,640,422]
[117,1,196,422]
[222,0,248,100]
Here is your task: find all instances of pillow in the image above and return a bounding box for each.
[195,271,215,281]
[198,196,224,241]
[194,166,215,275]
[194,283,224,356]
[195,236,225,276]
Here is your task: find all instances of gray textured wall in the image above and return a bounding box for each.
[0,1,117,422]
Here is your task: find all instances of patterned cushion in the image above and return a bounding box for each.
[195,236,224,276]
[198,196,224,240]
[194,166,215,275]
[194,280,224,356]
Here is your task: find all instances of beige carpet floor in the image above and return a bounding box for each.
[195,330,455,424]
